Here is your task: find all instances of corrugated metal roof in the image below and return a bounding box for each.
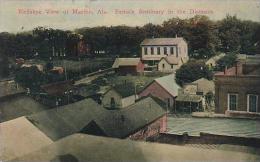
[112,58,141,68]
[141,38,185,46]
[167,117,260,139]
[155,74,180,97]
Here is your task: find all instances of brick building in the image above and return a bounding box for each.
[214,54,260,117]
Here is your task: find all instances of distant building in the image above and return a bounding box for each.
[158,56,188,73]
[140,37,189,67]
[112,58,144,75]
[102,83,137,109]
[0,80,25,99]
[206,53,225,68]
[214,54,260,117]
[21,64,44,72]
[138,74,180,112]
[176,78,214,113]
[50,66,64,74]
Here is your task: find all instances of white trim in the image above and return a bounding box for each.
[227,93,238,111]
[247,94,258,113]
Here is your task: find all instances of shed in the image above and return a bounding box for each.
[112,58,144,75]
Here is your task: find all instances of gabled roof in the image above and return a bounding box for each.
[40,80,74,96]
[160,56,180,65]
[27,97,165,140]
[154,74,180,97]
[0,95,49,123]
[141,37,186,46]
[206,53,226,64]
[191,78,214,94]
[0,117,53,161]
[112,58,141,68]
[98,96,166,138]
[110,83,136,98]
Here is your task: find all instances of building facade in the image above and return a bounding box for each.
[215,56,260,117]
[140,37,189,66]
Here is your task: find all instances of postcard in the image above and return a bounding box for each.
[0,0,260,161]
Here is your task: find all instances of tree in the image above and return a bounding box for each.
[15,66,45,89]
[176,60,213,86]
[215,53,237,71]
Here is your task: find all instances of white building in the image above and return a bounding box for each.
[140,37,189,67]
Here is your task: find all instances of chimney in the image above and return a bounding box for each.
[224,66,227,75]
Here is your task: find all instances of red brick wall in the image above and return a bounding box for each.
[139,81,175,111]
[136,61,144,72]
[128,115,167,140]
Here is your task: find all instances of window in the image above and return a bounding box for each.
[157,47,160,55]
[228,93,238,111]
[167,98,170,108]
[110,97,115,109]
[170,47,174,55]
[164,47,167,55]
[162,64,165,69]
[151,47,154,55]
[247,94,258,113]
[171,65,174,69]
[144,47,148,55]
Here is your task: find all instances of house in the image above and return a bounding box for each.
[158,56,188,73]
[26,97,166,140]
[21,64,44,72]
[112,58,144,75]
[102,83,137,109]
[140,37,189,67]
[40,80,74,97]
[214,54,260,118]
[206,53,226,68]
[50,66,64,74]
[138,74,180,112]
[176,78,214,113]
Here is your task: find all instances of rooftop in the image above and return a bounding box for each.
[112,58,141,68]
[0,95,50,123]
[141,37,186,46]
[191,78,215,94]
[167,117,260,139]
[154,74,180,97]
[13,134,260,162]
[27,97,165,140]
[0,117,53,161]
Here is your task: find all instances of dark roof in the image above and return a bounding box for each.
[0,95,49,123]
[40,80,74,96]
[27,98,103,141]
[112,83,136,97]
[27,97,166,140]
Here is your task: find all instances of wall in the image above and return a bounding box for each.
[147,132,260,148]
[139,81,175,112]
[215,75,260,114]
[128,115,167,140]
[158,59,179,73]
[141,46,177,61]
[102,90,122,109]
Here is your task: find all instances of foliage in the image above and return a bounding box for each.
[15,66,45,89]
[176,60,213,86]
[0,15,259,61]
[215,53,237,71]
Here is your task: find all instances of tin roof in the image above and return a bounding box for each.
[141,37,185,46]
[112,58,141,68]
[154,74,181,97]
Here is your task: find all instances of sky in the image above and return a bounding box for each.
[0,0,260,33]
